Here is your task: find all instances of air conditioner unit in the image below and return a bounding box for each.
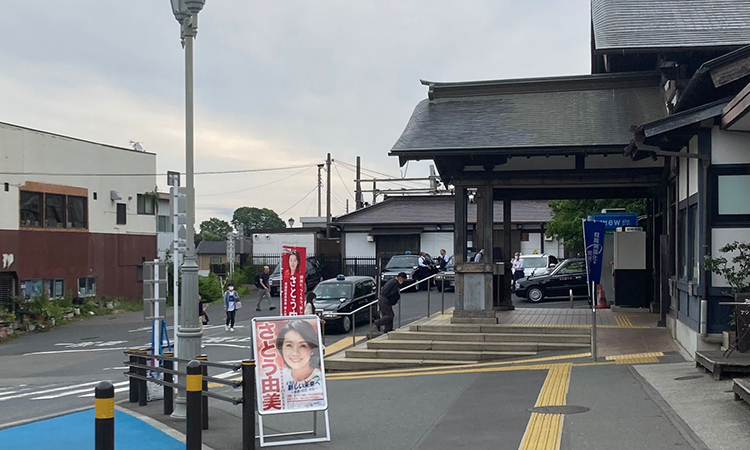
[544,235,553,242]
[366,235,374,242]
[110,190,122,201]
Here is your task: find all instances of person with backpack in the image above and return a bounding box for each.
[223,283,241,332]
[372,272,405,333]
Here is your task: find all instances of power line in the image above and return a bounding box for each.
[0,163,318,178]
[333,162,355,200]
[278,185,319,216]
[197,166,312,197]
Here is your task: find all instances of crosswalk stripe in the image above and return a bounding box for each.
[32,381,129,400]
[0,382,99,402]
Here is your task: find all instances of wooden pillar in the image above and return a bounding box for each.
[454,187,468,310]
[496,198,514,310]
[480,185,493,262]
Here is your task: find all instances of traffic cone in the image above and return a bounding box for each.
[596,284,609,309]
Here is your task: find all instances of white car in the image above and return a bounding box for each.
[517,254,559,278]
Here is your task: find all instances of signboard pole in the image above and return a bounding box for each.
[583,220,605,362]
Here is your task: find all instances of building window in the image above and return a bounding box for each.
[20,191,43,227]
[137,266,144,283]
[137,194,156,215]
[158,216,170,232]
[78,277,96,297]
[45,194,66,228]
[679,209,687,279]
[45,279,65,299]
[21,279,43,300]
[209,256,223,265]
[67,196,87,229]
[116,203,127,225]
[520,232,530,242]
[688,205,698,281]
[711,166,750,225]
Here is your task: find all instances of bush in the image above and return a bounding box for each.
[705,241,750,296]
[199,272,223,303]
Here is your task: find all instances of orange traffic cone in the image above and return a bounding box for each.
[596,284,609,309]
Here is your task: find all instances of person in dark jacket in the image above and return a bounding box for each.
[373,272,406,333]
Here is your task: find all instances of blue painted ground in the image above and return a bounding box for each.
[0,409,184,450]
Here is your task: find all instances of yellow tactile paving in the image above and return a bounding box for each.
[518,363,572,450]
[605,352,663,365]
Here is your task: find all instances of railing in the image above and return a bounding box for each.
[123,350,255,450]
[321,271,446,347]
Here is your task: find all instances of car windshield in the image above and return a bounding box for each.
[313,283,352,300]
[386,255,419,270]
[271,263,281,276]
[522,257,548,269]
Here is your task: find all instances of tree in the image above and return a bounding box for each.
[545,199,647,254]
[232,207,286,231]
[199,217,233,241]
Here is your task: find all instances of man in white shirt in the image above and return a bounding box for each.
[473,249,484,262]
[511,252,524,293]
[415,252,429,291]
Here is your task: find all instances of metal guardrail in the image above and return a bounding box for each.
[322,272,447,346]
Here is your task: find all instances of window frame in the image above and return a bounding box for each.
[45,193,67,228]
[116,203,127,225]
[78,276,97,297]
[711,165,750,226]
[67,195,88,229]
[137,194,156,215]
[20,190,89,230]
[19,191,43,228]
[209,255,223,265]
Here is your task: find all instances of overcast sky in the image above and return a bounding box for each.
[0,0,591,227]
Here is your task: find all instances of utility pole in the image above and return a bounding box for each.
[372,180,377,205]
[326,153,332,238]
[346,199,349,214]
[317,164,324,217]
[355,156,363,210]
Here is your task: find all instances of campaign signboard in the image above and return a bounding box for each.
[252,316,328,415]
[281,246,307,316]
[582,220,606,286]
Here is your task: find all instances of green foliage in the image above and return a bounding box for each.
[546,199,647,254]
[200,217,234,241]
[0,309,15,324]
[232,207,286,231]
[199,272,223,303]
[232,264,257,287]
[705,241,750,296]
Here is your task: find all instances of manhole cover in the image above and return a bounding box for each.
[675,375,704,381]
[528,405,590,415]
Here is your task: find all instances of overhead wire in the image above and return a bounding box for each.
[278,185,319,216]
[0,163,319,177]
[333,162,355,200]
[197,166,313,197]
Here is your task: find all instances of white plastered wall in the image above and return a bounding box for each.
[344,232,376,258]
[251,233,315,255]
[420,232,454,257]
[712,128,750,165]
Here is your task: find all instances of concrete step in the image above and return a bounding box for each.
[367,339,540,353]
[388,331,590,344]
[411,323,590,335]
[346,348,536,361]
[324,357,472,372]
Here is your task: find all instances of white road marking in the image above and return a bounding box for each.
[54,340,127,348]
[79,386,129,398]
[103,367,128,371]
[202,343,252,349]
[33,381,129,400]
[24,347,133,356]
[0,390,19,397]
[0,382,98,402]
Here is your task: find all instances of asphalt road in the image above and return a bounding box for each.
[0,288,454,429]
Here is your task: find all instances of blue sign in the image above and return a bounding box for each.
[588,213,638,230]
[582,220,606,286]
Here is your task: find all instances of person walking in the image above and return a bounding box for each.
[304,291,317,315]
[373,272,405,333]
[256,265,276,311]
[223,283,240,332]
[511,252,525,294]
[199,297,209,348]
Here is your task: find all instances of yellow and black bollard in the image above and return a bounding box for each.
[196,355,209,430]
[95,381,115,450]
[163,352,174,415]
[186,360,202,450]
[241,360,256,450]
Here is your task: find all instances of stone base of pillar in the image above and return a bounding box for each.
[452,309,496,320]
[493,304,516,311]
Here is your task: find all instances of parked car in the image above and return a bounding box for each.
[514,258,588,303]
[435,256,455,292]
[380,254,439,291]
[518,254,559,277]
[313,275,378,333]
[268,257,323,297]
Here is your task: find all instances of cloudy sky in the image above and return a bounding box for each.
[0,0,591,227]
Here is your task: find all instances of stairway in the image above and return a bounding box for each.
[324,316,591,372]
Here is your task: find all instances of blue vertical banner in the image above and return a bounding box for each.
[582,220,606,286]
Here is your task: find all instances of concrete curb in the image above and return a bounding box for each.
[117,403,216,450]
[0,405,93,431]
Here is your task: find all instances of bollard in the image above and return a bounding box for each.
[441,278,445,314]
[128,352,138,403]
[196,355,209,430]
[163,353,174,415]
[570,289,574,309]
[427,279,431,317]
[95,381,115,450]
[242,360,256,450]
[137,351,148,406]
[186,360,203,450]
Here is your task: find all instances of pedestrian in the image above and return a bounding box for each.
[415,251,429,291]
[256,265,276,311]
[223,283,240,332]
[512,252,525,293]
[473,249,484,262]
[199,298,209,348]
[373,272,405,333]
[304,291,316,315]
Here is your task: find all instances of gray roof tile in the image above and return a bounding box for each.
[592,0,750,50]
[196,238,252,255]
[335,196,552,225]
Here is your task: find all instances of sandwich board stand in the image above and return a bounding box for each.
[252,316,331,447]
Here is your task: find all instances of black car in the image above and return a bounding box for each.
[268,257,323,297]
[380,254,439,291]
[313,275,377,333]
[514,258,588,303]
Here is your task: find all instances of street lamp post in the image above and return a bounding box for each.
[168,0,206,419]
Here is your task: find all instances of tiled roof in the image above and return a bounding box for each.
[391,73,666,154]
[592,0,750,51]
[334,196,552,225]
[196,238,252,255]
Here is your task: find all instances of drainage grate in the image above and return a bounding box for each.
[528,405,590,415]
[674,375,704,381]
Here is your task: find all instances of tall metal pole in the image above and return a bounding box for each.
[173,12,202,419]
[317,164,323,217]
[355,156,363,210]
[326,153,332,238]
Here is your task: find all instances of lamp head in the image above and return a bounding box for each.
[184,0,206,14]
[169,0,189,22]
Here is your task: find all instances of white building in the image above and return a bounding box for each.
[0,122,158,302]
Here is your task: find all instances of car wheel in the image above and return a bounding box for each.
[527,286,545,303]
[341,316,352,333]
